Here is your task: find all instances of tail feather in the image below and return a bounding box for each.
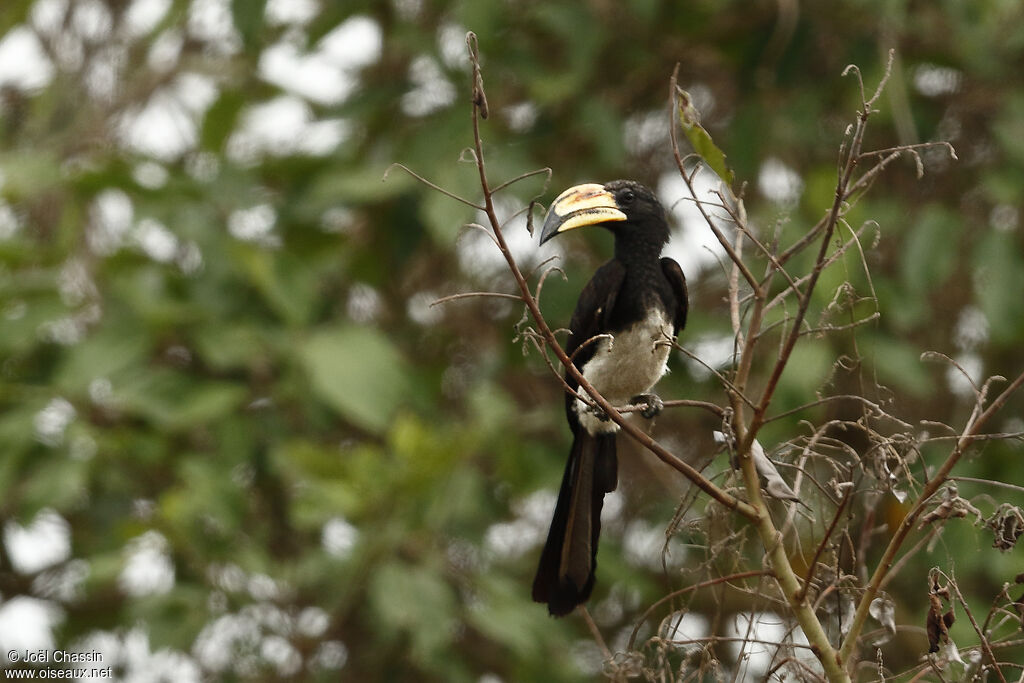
[532,432,617,616]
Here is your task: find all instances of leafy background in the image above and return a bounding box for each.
[0,0,1023,680]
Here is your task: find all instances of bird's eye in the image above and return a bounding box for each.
[619,189,635,205]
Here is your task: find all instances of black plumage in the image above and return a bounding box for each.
[533,180,688,616]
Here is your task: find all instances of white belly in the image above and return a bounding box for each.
[575,309,673,434]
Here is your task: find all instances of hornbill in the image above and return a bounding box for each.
[533,180,688,616]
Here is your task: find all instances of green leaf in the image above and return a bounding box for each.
[114,369,249,430]
[902,205,959,294]
[677,87,735,187]
[298,325,414,435]
[200,90,246,152]
[230,0,267,52]
[368,561,457,661]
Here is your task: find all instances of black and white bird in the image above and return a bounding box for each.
[533,180,688,616]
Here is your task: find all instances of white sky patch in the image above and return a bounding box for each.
[458,199,562,280]
[77,628,201,683]
[228,203,279,246]
[148,28,184,72]
[392,0,423,20]
[193,603,310,675]
[658,170,731,277]
[345,282,382,323]
[247,573,280,601]
[946,352,984,399]
[133,161,169,189]
[954,306,988,351]
[503,101,538,133]
[726,612,790,680]
[0,597,62,653]
[989,203,1019,232]
[312,641,348,671]
[318,15,383,71]
[296,606,329,638]
[4,509,72,574]
[88,188,134,254]
[259,15,381,105]
[401,55,456,117]
[437,21,469,70]
[135,217,179,262]
[261,635,302,677]
[84,44,123,102]
[33,397,77,447]
[193,612,261,672]
[623,519,686,571]
[406,290,444,326]
[484,490,556,559]
[0,200,20,239]
[265,0,320,26]
[119,530,176,597]
[0,26,56,92]
[118,73,217,161]
[322,516,359,558]
[227,95,348,163]
[187,0,241,55]
[913,63,962,97]
[683,333,735,381]
[624,110,669,157]
[123,0,173,38]
[72,0,114,43]
[259,39,358,105]
[758,157,803,206]
[659,610,710,647]
[31,0,69,36]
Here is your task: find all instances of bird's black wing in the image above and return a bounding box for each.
[660,257,688,334]
[563,260,626,419]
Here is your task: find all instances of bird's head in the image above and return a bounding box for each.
[538,180,668,247]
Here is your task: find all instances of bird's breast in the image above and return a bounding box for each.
[575,308,674,434]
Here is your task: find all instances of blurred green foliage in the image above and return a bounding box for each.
[1,0,1023,680]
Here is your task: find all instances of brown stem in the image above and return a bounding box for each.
[838,368,1024,664]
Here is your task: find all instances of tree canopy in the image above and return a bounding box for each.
[1,0,1024,680]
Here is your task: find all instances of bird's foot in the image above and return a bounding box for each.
[630,393,664,419]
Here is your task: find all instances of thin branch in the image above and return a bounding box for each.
[669,64,761,293]
[627,570,771,650]
[490,166,553,195]
[798,484,853,601]
[946,572,1008,683]
[430,291,525,307]
[463,32,754,518]
[383,162,485,210]
[839,368,1024,664]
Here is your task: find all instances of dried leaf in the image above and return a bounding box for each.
[926,595,948,653]
[926,570,957,655]
[869,595,896,642]
[840,593,856,638]
[918,484,983,528]
[984,503,1024,551]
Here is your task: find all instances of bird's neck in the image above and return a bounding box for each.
[613,229,666,271]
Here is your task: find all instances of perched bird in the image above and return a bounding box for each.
[533,180,688,616]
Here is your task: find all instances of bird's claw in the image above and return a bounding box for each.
[630,393,663,419]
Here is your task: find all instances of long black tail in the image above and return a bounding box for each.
[532,431,617,616]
